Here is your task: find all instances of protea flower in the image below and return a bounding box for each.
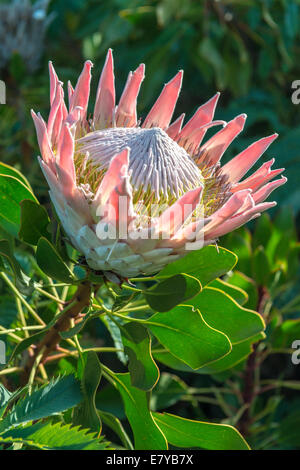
[32,49,286,278]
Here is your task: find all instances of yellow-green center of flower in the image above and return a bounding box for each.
[74,126,231,216]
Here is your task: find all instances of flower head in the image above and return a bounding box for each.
[32,49,287,278]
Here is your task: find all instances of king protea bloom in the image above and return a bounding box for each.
[32,49,286,278]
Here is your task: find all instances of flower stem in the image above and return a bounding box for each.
[238,285,270,437]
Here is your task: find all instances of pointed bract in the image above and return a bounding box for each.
[116,63,145,127]
[94,49,115,129]
[142,70,183,129]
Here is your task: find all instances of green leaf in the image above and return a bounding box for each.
[73,352,102,435]
[153,412,250,450]
[146,305,231,369]
[197,333,265,374]
[0,163,31,190]
[181,274,202,301]
[0,174,37,237]
[144,274,186,312]
[156,245,237,286]
[225,271,258,310]
[188,286,265,344]
[0,375,82,434]
[209,278,248,305]
[19,200,50,245]
[0,384,28,419]
[102,315,128,365]
[99,410,133,449]
[145,274,201,312]
[1,421,110,450]
[121,322,159,391]
[113,372,168,450]
[36,237,75,283]
[0,239,33,295]
[154,333,265,375]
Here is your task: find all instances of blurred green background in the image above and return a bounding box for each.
[0,0,299,214]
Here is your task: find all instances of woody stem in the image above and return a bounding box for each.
[21,281,92,385]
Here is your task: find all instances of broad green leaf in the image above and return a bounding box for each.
[0,174,37,237]
[156,245,237,286]
[102,315,128,365]
[121,322,159,391]
[0,239,33,294]
[181,274,202,302]
[209,278,248,305]
[145,274,201,312]
[19,200,50,245]
[197,333,265,374]
[36,237,74,283]
[0,163,31,190]
[146,305,231,369]
[99,410,133,449]
[153,412,250,450]
[0,421,110,450]
[188,286,265,344]
[144,274,186,311]
[0,375,82,434]
[225,271,258,310]
[154,333,265,375]
[73,352,102,435]
[113,372,168,450]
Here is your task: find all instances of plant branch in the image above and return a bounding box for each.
[238,285,270,436]
[21,281,92,385]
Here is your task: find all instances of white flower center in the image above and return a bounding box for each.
[77,126,203,201]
